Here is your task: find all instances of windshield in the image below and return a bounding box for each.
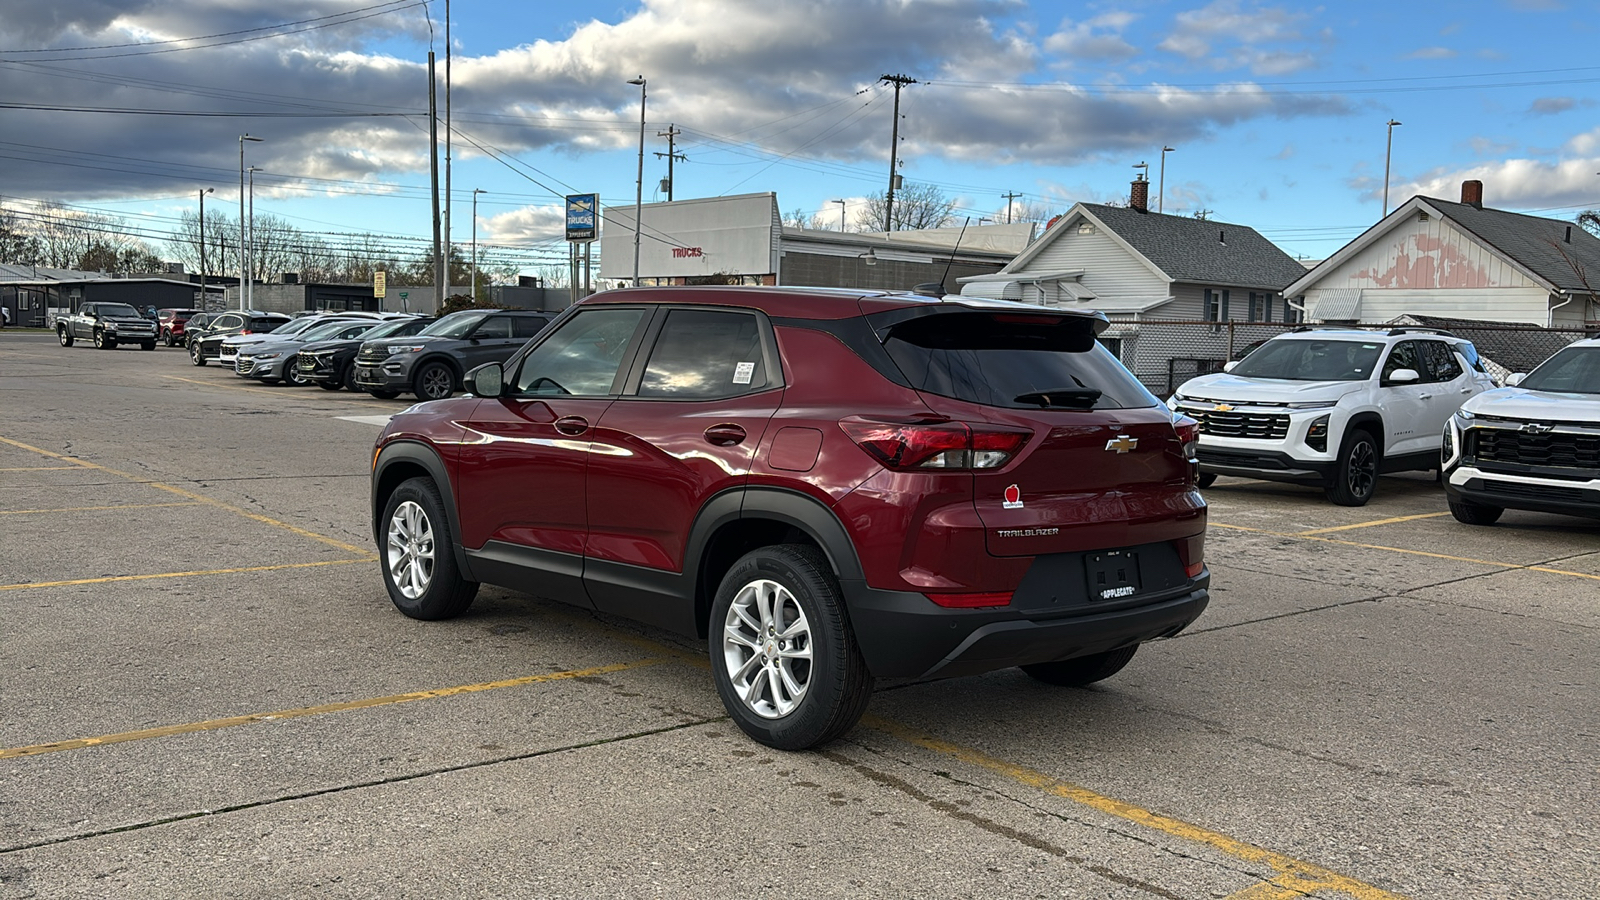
[299,320,368,342]
[1228,339,1383,381]
[363,317,426,340]
[1519,345,1600,394]
[419,311,489,339]
[96,304,143,318]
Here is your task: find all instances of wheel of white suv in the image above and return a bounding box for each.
[381,476,478,620]
[1196,472,1218,489]
[710,544,872,750]
[1021,645,1138,687]
[1326,429,1379,507]
[1448,499,1503,526]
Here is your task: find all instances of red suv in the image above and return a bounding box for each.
[156,308,204,347]
[370,287,1209,749]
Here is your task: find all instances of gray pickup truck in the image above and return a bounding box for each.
[58,302,160,350]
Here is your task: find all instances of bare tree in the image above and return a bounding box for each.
[854,183,957,231]
[1579,210,1600,237]
[0,208,41,265]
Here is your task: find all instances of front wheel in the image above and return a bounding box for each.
[413,361,455,401]
[369,389,401,400]
[1449,499,1503,526]
[1326,430,1378,507]
[318,381,342,391]
[710,544,873,751]
[380,477,478,620]
[1196,472,1218,489]
[1021,645,1138,687]
[162,329,175,346]
[141,341,156,351]
[189,341,207,366]
[93,329,115,350]
[285,355,309,386]
[58,327,74,347]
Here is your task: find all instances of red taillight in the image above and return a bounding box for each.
[924,591,1012,609]
[1173,415,1200,459]
[840,417,1030,471]
[241,329,252,335]
[1177,533,1205,579]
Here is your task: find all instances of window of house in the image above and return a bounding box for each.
[1077,223,1095,235]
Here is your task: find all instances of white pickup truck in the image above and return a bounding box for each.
[57,302,159,351]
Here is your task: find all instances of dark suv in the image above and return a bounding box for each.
[297,315,431,391]
[353,309,552,400]
[369,288,1209,749]
[188,311,291,365]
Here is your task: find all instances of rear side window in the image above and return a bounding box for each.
[638,309,769,399]
[249,317,284,332]
[881,312,1157,410]
[1423,341,1462,381]
[512,316,548,339]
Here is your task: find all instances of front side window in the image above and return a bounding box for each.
[1229,339,1383,382]
[1382,341,1424,382]
[514,307,646,396]
[420,311,491,339]
[214,315,242,330]
[1520,345,1600,394]
[637,309,770,400]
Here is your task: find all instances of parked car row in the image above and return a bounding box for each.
[1168,326,1599,524]
[93,305,562,402]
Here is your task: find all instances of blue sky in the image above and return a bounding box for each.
[2,0,1597,278]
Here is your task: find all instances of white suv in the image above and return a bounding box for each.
[1169,328,1495,505]
[1443,336,1600,525]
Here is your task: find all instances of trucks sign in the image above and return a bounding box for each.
[565,193,599,243]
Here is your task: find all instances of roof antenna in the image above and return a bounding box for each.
[917,216,971,298]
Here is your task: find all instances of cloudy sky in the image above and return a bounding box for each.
[2,0,1597,273]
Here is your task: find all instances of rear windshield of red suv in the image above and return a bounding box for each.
[881,311,1158,410]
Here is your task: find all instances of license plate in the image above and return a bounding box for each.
[1086,550,1141,600]
[356,367,374,380]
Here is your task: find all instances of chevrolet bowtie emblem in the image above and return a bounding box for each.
[1105,435,1138,453]
[1213,403,1234,412]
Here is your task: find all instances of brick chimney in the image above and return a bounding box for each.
[1461,180,1483,209]
[1130,178,1149,212]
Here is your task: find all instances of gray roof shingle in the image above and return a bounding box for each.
[1422,197,1600,292]
[1081,203,1308,291]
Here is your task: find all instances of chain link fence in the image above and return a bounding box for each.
[1107,318,1598,397]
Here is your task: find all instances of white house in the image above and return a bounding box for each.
[1285,180,1600,327]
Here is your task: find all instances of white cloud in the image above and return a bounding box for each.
[1156,0,1321,75]
[1385,157,1600,210]
[1044,12,1140,62]
[1402,46,1458,60]
[483,205,567,244]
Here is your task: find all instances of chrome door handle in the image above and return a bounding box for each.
[1418,393,1433,400]
[554,416,589,436]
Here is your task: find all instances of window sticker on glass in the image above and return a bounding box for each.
[733,361,756,385]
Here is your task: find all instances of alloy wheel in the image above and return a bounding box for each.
[386,500,435,599]
[1347,440,1376,499]
[721,578,813,719]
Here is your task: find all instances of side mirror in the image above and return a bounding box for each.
[1506,372,1526,387]
[463,362,504,398]
[1386,368,1420,384]
[1222,360,1239,373]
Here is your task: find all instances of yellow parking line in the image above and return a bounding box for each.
[1210,522,1600,581]
[1296,512,1449,535]
[0,434,371,556]
[0,658,667,760]
[1,557,374,592]
[864,715,1407,900]
[0,502,204,516]
[0,466,82,472]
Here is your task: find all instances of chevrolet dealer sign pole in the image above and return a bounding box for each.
[566,194,599,303]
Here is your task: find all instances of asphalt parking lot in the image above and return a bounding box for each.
[2,330,1595,899]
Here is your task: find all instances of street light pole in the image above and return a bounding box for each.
[247,166,260,311]
[832,199,847,231]
[1159,145,1175,214]
[471,188,485,301]
[627,77,647,285]
[1383,119,1402,217]
[198,188,213,310]
[237,134,262,311]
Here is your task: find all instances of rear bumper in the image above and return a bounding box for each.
[844,571,1210,680]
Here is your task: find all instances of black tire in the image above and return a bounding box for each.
[1196,472,1218,489]
[370,389,401,400]
[189,341,207,366]
[1021,645,1139,687]
[284,355,309,386]
[93,329,115,350]
[162,328,175,347]
[709,544,873,751]
[58,327,74,347]
[341,362,359,392]
[413,361,455,401]
[1326,429,1379,507]
[380,477,478,620]
[318,381,342,391]
[141,341,156,351]
[1449,499,1503,526]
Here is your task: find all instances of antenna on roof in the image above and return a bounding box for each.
[920,216,971,298]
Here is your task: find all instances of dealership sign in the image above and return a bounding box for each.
[565,193,599,243]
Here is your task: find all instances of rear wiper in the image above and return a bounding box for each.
[1013,388,1102,408]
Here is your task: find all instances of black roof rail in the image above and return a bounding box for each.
[1386,326,1458,338]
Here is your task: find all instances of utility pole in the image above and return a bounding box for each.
[1001,191,1022,224]
[443,0,452,298]
[428,52,444,298]
[880,74,916,231]
[654,124,686,201]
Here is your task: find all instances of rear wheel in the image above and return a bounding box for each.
[380,477,478,620]
[414,361,455,401]
[1326,429,1378,507]
[1449,499,1503,526]
[162,328,175,346]
[1021,646,1138,687]
[710,544,873,750]
[58,327,74,347]
[1196,472,1218,489]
